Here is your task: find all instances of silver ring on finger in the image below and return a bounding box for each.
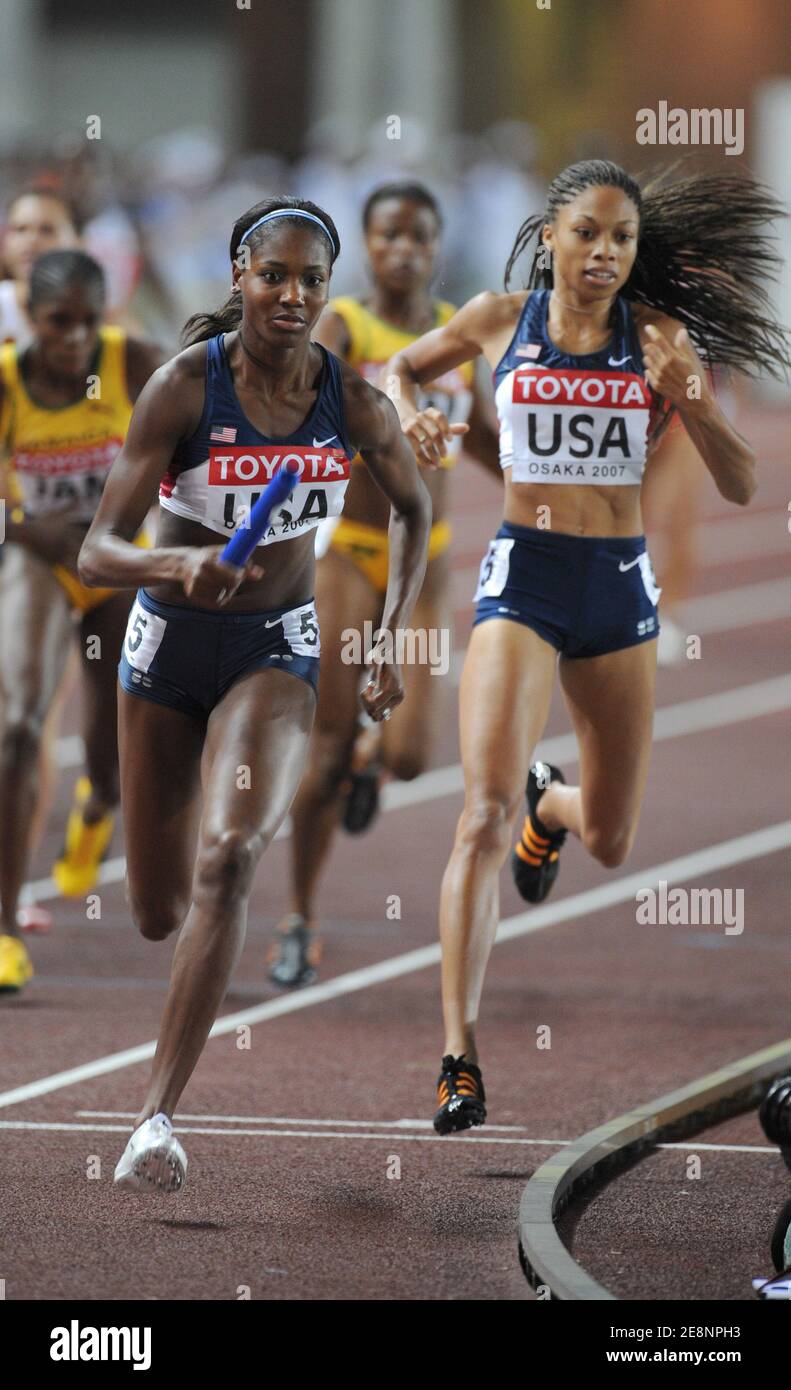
[382,708,392,721]
[217,588,228,603]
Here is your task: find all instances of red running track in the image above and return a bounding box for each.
[1,402,790,1301]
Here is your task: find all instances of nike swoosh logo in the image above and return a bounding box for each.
[618,556,643,572]
[313,434,337,448]
[608,355,632,366]
[264,618,282,628]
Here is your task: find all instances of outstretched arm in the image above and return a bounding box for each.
[383,291,518,467]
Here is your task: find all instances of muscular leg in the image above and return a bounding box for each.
[379,548,452,781]
[28,650,79,855]
[536,641,657,867]
[440,620,557,1061]
[0,548,72,934]
[120,692,204,941]
[134,668,315,1124]
[78,593,134,821]
[287,549,380,923]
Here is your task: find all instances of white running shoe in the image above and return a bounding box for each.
[114,1113,187,1193]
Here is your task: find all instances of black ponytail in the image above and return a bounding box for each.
[182,196,341,347]
[504,159,790,381]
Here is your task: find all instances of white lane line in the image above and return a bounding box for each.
[382,671,791,812]
[76,1110,528,1132]
[4,817,791,1111]
[27,670,791,907]
[0,1119,778,1155]
[74,1112,780,1156]
[686,576,791,637]
[0,1119,552,1146]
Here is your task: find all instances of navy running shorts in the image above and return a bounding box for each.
[473,521,660,658]
[118,588,320,717]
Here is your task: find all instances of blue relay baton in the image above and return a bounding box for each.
[219,459,301,567]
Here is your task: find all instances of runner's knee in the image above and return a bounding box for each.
[132,896,188,942]
[308,727,356,800]
[386,747,427,782]
[457,793,519,857]
[195,827,260,902]
[1,713,44,770]
[583,825,632,869]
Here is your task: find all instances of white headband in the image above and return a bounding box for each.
[237,208,337,256]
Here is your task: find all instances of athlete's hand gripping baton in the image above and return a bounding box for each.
[219,460,301,567]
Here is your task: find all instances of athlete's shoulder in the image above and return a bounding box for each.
[630,301,683,339]
[452,289,528,331]
[336,353,395,435]
[158,339,209,387]
[126,340,207,438]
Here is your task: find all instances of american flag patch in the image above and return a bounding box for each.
[515,343,542,359]
[210,425,237,443]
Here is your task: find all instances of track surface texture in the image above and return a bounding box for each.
[1,400,789,1301]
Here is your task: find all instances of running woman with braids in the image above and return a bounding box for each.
[268,181,499,989]
[384,161,789,1134]
[0,250,163,992]
[79,198,430,1190]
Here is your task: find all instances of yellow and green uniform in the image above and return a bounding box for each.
[0,325,140,612]
[327,297,474,595]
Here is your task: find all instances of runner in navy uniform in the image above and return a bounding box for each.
[384,161,789,1134]
[79,197,431,1190]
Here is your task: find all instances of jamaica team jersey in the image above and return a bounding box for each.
[329,296,474,468]
[159,335,354,546]
[494,290,655,486]
[0,326,132,523]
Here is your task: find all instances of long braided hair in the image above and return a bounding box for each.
[182,196,341,347]
[504,160,790,380]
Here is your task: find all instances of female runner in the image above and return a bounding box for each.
[1,187,82,346]
[268,180,499,988]
[1,188,85,934]
[384,161,789,1133]
[78,197,431,1190]
[0,249,163,992]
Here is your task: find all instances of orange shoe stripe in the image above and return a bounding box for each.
[515,842,543,866]
[523,817,551,847]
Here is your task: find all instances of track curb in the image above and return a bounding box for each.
[518,1036,791,1299]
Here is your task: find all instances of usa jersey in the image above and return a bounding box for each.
[494,291,654,486]
[159,335,353,545]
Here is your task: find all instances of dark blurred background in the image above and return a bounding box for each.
[0,0,789,348]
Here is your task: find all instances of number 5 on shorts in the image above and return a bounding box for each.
[474,539,514,601]
[124,598,167,673]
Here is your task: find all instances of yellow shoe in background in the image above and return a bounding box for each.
[0,934,34,993]
[52,777,115,897]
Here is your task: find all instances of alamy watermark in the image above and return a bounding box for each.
[636,102,744,157]
[341,621,449,676]
[635,880,744,935]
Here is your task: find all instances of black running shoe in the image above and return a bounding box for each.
[341,763,381,834]
[268,917,318,989]
[511,762,567,904]
[433,1054,487,1135]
